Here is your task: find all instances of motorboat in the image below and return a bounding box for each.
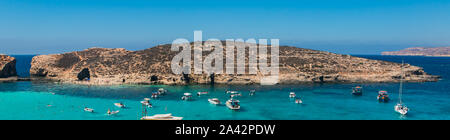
[352,86,363,96]
[84,107,94,113]
[141,100,152,108]
[377,90,390,102]
[158,88,167,95]
[230,93,242,98]
[295,98,303,104]
[141,113,183,120]
[106,109,120,115]
[289,92,296,98]
[208,98,221,105]
[226,99,240,110]
[114,103,125,108]
[181,93,193,100]
[249,90,256,96]
[151,92,159,98]
[197,92,208,96]
[226,91,239,94]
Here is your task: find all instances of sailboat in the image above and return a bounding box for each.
[395,60,409,115]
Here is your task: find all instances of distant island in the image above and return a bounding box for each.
[24,42,439,85]
[382,47,450,57]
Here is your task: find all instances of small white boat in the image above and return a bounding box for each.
[395,103,409,115]
[144,98,151,101]
[394,61,409,115]
[107,110,120,115]
[230,93,242,98]
[249,90,256,96]
[141,100,152,108]
[181,93,193,100]
[151,93,159,98]
[226,91,239,94]
[84,107,94,113]
[114,103,125,108]
[208,98,221,105]
[158,88,167,95]
[226,99,241,110]
[141,114,183,120]
[289,92,296,98]
[197,92,208,96]
[295,99,303,104]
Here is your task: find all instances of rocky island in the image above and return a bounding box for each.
[0,55,18,81]
[30,43,440,85]
[382,47,450,57]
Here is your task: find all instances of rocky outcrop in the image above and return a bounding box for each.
[382,47,450,57]
[0,55,17,78]
[30,43,440,85]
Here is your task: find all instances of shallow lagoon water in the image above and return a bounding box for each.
[0,55,448,120]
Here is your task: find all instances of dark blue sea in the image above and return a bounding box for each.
[0,55,448,120]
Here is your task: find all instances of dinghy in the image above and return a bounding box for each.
[352,86,363,96]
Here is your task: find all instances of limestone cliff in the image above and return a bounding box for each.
[30,44,439,85]
[0,55,17,78]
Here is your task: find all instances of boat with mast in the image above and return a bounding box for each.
[395,60,409,115]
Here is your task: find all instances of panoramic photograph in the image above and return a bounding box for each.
[0,0,449,130]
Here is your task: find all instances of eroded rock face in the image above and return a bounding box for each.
[0,55,17,78]
[30,44,440,85]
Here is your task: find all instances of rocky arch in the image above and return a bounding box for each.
[77,68,90,81]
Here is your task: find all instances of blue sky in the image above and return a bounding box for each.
[0,0,449,55]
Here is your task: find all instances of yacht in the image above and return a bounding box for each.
[249,90,256,96]
[158,88,167,95]
[141,114,183,120]
[395,61,409,115]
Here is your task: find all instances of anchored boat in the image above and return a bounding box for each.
[226,98,241,110]
[106,109,119,115]
[141,114,183,120]
[197,92,208,96]
[295,98,303,104]
[352,86,363,96]
[158,88,167,95]
[395,60,409,115]
[377,90,390,102]
[208,98,221,105]
[84,107,94,113]
[151,92,159,98]
[114,103,125,108]
[181,93,193,101]
[249,90,256,96]
[289,92,296,98]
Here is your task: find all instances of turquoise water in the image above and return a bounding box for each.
[0,55,448,120]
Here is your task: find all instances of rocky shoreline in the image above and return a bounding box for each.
[26,43,439,85]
